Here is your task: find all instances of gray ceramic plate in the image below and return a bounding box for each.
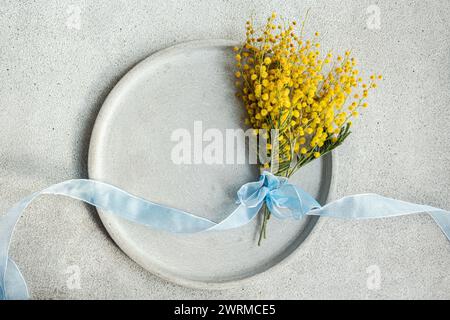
[88,40,335,288]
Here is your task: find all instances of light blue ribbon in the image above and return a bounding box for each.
[1,171,449,299]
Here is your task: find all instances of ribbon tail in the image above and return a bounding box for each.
[429,211,450,240]
[4,259,29,300]
[307,194,450,241]
[0,193,38,300]
[45,179,217,233]
[0,179,226,300]
[207,201,264,231]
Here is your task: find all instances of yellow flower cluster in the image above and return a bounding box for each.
[234,13,381,177]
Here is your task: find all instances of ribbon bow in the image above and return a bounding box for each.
[237,171,320,219]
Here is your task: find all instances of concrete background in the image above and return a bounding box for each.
[0,0,449,299]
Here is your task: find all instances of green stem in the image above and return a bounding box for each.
[258,204,270,246]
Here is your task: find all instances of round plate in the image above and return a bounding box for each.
[88,40,335,288]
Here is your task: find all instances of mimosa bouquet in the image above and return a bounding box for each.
[233,13,382,244]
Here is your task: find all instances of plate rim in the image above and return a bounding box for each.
[87,39,337,289]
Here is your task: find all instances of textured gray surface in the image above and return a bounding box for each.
[0,0,449,299]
